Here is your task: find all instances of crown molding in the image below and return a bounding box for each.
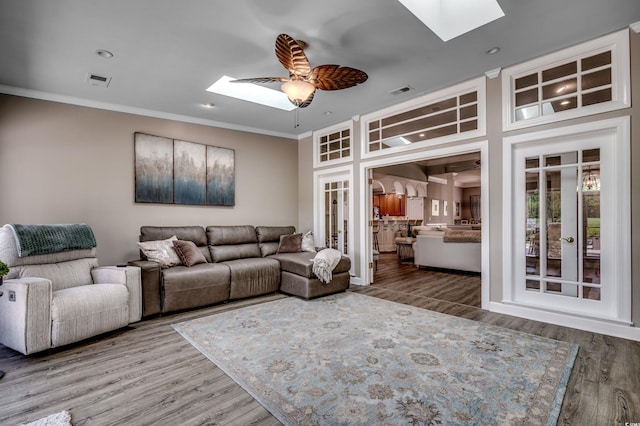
[485,67,502,79]
[297,131,313,140]
[0,85,299,140]
[630,21,640,33]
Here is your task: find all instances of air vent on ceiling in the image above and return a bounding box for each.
[388,85,413,95]
[85,72,112,87]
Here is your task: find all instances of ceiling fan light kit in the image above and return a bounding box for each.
[231,33,368,109]
[281,79,316,105]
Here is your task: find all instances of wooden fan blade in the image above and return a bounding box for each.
[230,77,287,84]
[275,33,310,78]
[307,65,368,91]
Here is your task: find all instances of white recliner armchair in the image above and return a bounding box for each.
[0,224,142,355]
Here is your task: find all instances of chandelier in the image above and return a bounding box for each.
[582,167,600,192]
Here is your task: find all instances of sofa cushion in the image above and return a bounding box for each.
[269,252,351,278]
[137,236,182,268]
[16,257,99,291]
[224,258,281,299]
[255,226,296,257]
[140,226,211,263]
[277,233,302,253]
[207,225,261,262]
[51,284,130,347]
[280,270,350,300]
[161,263,230,313]
[0,225,96,278]
[173,240,207,266]
[140,226,208,245]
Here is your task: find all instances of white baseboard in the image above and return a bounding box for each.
[489,302,640,342]
[349,275,365,286]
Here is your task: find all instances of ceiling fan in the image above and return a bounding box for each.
[231,33,368,108]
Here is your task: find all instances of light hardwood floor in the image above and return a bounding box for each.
[0,253,638,425]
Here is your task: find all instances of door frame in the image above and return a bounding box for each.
[500,117,631,329]
[358,140,490,309]
[313,165,354,275]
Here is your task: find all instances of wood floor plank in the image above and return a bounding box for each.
[0,255,638,425]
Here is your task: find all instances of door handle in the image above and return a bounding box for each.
[560,236,575,243]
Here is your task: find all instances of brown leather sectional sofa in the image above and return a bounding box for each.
[129,225,351,317]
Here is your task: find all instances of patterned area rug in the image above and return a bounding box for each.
[173,293,577,425]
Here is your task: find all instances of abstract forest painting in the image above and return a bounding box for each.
[134,133,174,204]
[174,140,206,205]
[135,132,235,206]
[206,146,235,206]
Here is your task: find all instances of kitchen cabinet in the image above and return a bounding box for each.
[373,194,405,217]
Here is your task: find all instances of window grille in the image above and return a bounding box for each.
[361,77,486,158]
[314,121,353,167]
[502,29,630,131]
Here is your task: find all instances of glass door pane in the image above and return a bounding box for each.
[525,159,540,290]
[523,150,598,300]
[582,150,601,300]
[323,180,349,255]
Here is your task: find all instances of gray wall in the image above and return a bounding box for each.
[0,95,299,265]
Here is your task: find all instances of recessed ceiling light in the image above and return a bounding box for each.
[95,49,114,58]
[324,111,332,115]
[486,47,500,55]
[203,103,215,108]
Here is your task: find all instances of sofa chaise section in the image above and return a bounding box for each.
[256,226,351,300]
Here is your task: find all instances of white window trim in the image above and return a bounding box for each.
[501,29,631,132]
[313,120,354,168]
[360,77,487,160]
[499,116,635,341]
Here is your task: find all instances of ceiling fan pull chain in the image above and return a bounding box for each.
[294,106,300,128]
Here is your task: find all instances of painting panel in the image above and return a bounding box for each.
[174,140,206,205]
[135,133,173,203]
[431,199,439,216]
[207,146,235,206]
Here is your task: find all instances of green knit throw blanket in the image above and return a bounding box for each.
[10,224,96,257]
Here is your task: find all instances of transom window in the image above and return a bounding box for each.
[313,121,353,167]
[502,29,630,131]
[361,77,486,158]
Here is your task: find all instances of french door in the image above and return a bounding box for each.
[509,118,630,322]
[315,167,353,257]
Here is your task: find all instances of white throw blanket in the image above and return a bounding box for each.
[313,248,342,284]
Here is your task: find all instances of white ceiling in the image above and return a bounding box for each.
[1,0,638,139]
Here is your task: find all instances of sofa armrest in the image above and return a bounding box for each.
[92,266,142,323]
[128,259,162,317]
[0,277,52,355]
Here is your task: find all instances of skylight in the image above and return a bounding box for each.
[206,75,296,111]
[382,137,412,147]
[398,0,505,42]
